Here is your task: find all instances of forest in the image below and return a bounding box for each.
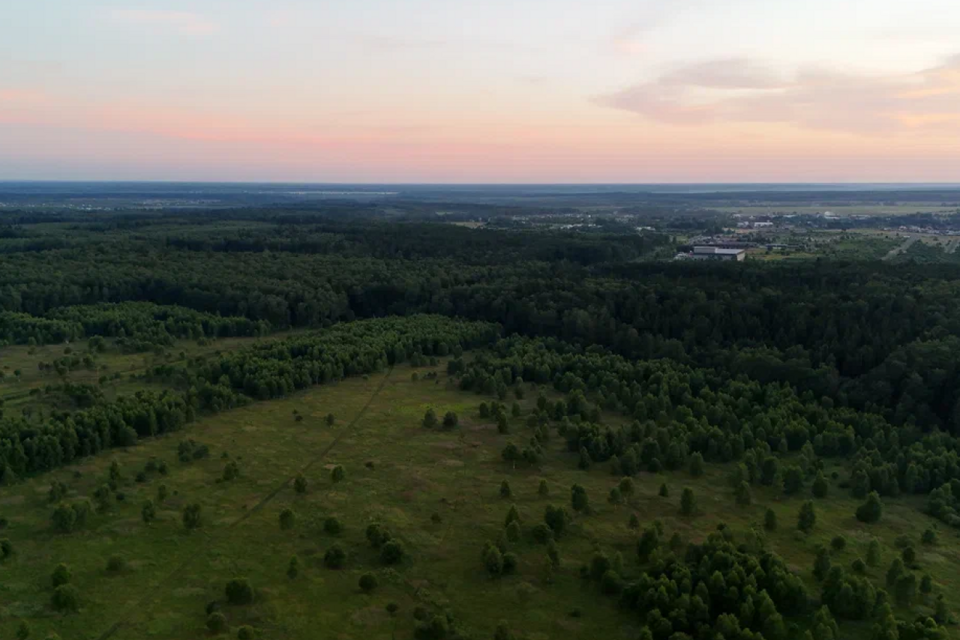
[0,206,958,640]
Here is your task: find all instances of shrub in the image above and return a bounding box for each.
[182,503,202,529]
[206,612,228,633]
[51,584,80,612]
[797,501,816,532]
[141,500,156,524]
[499,480,512,498]
[442,411,458,429]
[852,558,866,574]
[380,540,404,565]
[106,556,126,573]
[689,452,704,477]
[330,465,345,483]
[505,520,521,542]
[156,484,168,502]
[422,409,438,429]
[324,544,346,569]
[504,504,520,526]
[658,483,669,498]
[483,543,503,575]
[537,479,549,497]
[735,481,752,506]
[237,625,255,640]
[359,573,378,592]
[831,535,847,551]
[324,516,342,535]
[279,508,296,531]
[1,538,14,559]
[51,503,77,534]
[570,484,589,513]
[608,487,622,505]
[812,471,829,498]
[225,578,254,605]
[502,552,518,575]
[544,505,567,536]
[867,539,881,567]
[531,523,553,543]
[287,555,299,579]
[680,488,696,516]
[855,491,883,524]
[618,477,635,498]
[902,546,916,565]
[16,621,30,640]
[325,413,336,426]
[294,473,307,494]
[51,563,72,587]
[628,513,640,530]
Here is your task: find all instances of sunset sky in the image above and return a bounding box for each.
[2,0,959,182]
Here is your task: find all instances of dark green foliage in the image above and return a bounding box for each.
[783,465,804,495]
[735,481,752,506]
[570,484,589,513]
[764,508,778,531]
[544,504,567,536]
[920,573,933,594]
[812,470,828,498]
[106,556,126,573]
[16,621,30,640]
[1,538,13,559]
[294,473,307,494]
[237,625,255,640]
[323,516,342,535]
[637,526,659,561]
[482,542,504,575]
[225,578,254,605]
[380,540,404,565]
[628,513,640,530]
[607,487,622,505]
[922,528,938,545]
[830,535,846,551]
[330,465,345,483]
[689,452,704,477]
[680,487,696,516]
[365,523,391,548]
[422,409,438,429]
[207,612,228,633]
[182,503,202,529]
[499,480,512,499]
[505,520,521,542]
[141,500,156,523]
[537,479,549,497]
[797,501,816,532]
[902,546,917,565]
[324,544,346,569]
[867,538,881,567]
[50,584,80,612]
[658,483,668,498]
[442,411,458,429]
[286,555,299,579]
[51,563,71,587]
[325,413,335,426]
[359,573,378,592]
[813,546,831,581]
[502,552,517,575]
[279,508,296,531]
[618,476,634,498]
[222,460,240,481]
[851,558,866,574]
[156,484,168,502]
[855,491,883,523]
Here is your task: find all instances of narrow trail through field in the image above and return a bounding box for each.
[94,367,394,640]
[882,235,917,261]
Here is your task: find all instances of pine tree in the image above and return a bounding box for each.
[797,501,816,532]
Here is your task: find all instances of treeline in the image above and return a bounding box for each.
[0,316,499,480]
[456,336,960,500]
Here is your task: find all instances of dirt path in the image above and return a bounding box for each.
[883,235,917,261]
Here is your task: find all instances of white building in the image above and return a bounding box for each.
[692,246,747,261]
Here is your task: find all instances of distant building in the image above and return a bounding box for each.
[692,246,746,261]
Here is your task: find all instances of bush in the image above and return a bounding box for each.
[442,411,458,429]
[51,503,77,534]
[680,488,696,516]
[359,573,378,592]
[505,520,521,542]
[867,539,882,567]
[380,540,404,565]
[51,584,80,612]
[294,473,307,494]
[106,556,126,573]
[855,491,883,524]
[365,523,391,548]
[537,479,549,497]
[689,452,704,477]
[330,465,345,483]
[225,578,254,605]
[735,481,752,506]
[531,523,553,543]
[222,461,240,481]
[157,484,168,502]
[237,625,255,640]
[206,612,228,633]
[287,555,299,579]
[279,508,296,531]
[570,484,589,513]
[544,505,567,536]
[797,501,816,532]
[1,538,14,559]
[902,546,916,565]
[422,409,438,429]
[852,558,867,574]
[324,544,346,569]
[812,471,829,498]
[628,513,640,530]
[182,503,202,529]
[483,543,503,575]
[51,563,72,587]
[141,500,156,524]
[502,552,518,575]
[324,516,342,535]
[658,483,669,498]
[921,529,937,545]
[499,480,512,499]
[618,477,634,498]
[607,487,622,505]
[831,535,847,551]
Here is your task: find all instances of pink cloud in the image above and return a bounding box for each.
[106,9,217,35]
[599,55,960,136]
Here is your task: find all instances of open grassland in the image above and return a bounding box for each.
[1,360,957,640]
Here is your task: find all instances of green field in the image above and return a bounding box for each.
[1,355,956,640]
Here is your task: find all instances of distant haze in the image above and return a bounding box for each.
[2,0,959,182]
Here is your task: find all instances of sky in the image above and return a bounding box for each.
[1,0,959,183]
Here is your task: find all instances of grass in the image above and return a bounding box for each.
[0,361,957,639]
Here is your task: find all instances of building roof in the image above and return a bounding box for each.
[693,246,745,255]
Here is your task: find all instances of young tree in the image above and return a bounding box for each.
[544,504,567,536]
[855,491,883,524]
[380,540,404,565]
[359,573,378,592]
[680,488,696,516]
[422,408,438,429]
[331,465,345,483]
[689,452,704,477]
[764,508,778,532]
[637,526,659,561]
[619,477,635,498]
[156,484,168,502]
[867,538,882,567]
[608,487,623,505]
[537,479,549,497]
[141,499,156,524]
[442,411,459,429]
[324,517,343,535]
[16,621,30,640]
[51,584,80,612]
[182,503,202,530]
[294,473,308,494]
[504,504,520,526]
[571,484,589,513]
[324,544,347,569]
[287,555,299,579]
[797,501,816,533]
[279,508,296,531]
[813,546,831,581]
[206,612,227,633]
[735,481,752,506]
[51,563,72,588]
[505,520,521,542]
[812,471,829,498]
[225,578,254,605]
[499,480,512,499]
[658,483,669,498]
[628,513,640,530]
[547,540,560,568]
